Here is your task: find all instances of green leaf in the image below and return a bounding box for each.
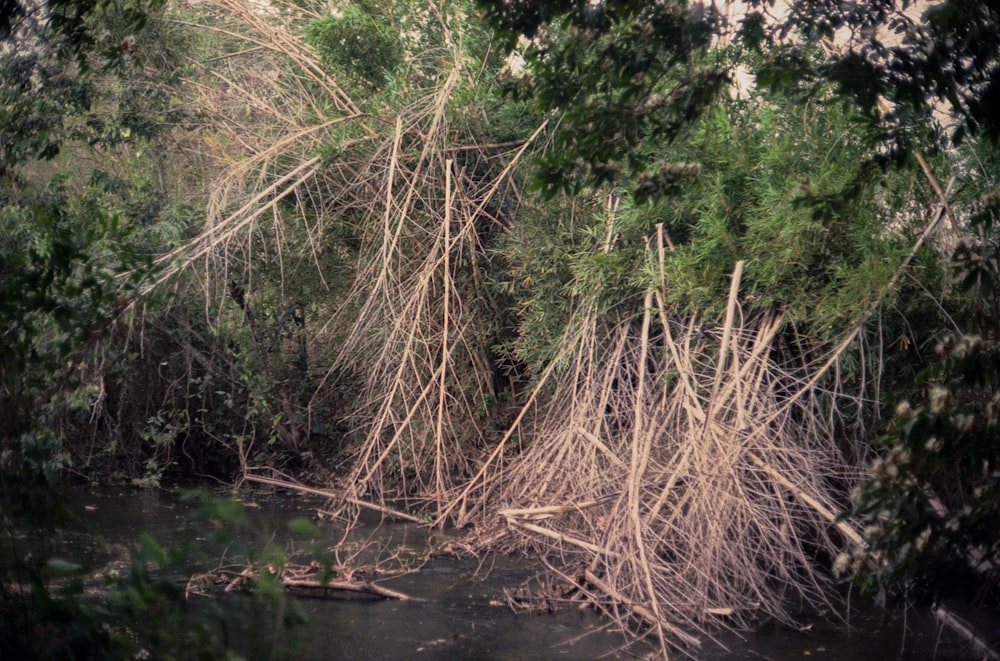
[288,517,321,537]
[137,532,166,565]
[46,557,83,574]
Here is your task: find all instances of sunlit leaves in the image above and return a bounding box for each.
[304,6,403,92]
[478,0,726,200]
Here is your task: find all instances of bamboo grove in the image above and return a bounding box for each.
[3,0,999,656]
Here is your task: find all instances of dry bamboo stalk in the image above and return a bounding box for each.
[378,116,404,289]
[627,291,669,653]
[332,498,425,524]
[212,0,362,115]
[355,353,447,485]
[224,114,362,176]
[709,260,745,403]
[654,291,704,422]
[498,495,616,519]
[743,315,783,393]
[506,519,621,558]
[592,322,632,438]
[533,436,577,499]
[933,606,1000,661]
[352,314,474,484]
[744,451,862,546]
[345,238,467,487]
[434,159,454,504]
[575,429,627,468]
[241,473,424,523]
[396,66,459,222]
[321,72,549,512]
[914,151,961,234]
[282,577,419,601]
[142,156,322,292]
[464,120,549,228]
[585,569,702,649]
[209,566,419,601]
[434,356,560,525]
[603,191,620,253]
[656,222,667,287]
[644,441,697,526]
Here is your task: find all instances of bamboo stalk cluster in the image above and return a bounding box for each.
[452,263,862,655]
[160,1,870,654]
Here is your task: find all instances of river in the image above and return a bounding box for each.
[60,483,997,660]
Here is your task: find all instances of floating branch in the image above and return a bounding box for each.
[192,564,419,601]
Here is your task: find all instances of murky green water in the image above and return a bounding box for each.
[62,484,997,660]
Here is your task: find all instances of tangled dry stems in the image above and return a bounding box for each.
[148,1,886,655]
[450,277,862,656]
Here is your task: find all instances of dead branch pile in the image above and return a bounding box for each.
[440,263,863,656]
[141,0,543,498]
[324,114,547,513]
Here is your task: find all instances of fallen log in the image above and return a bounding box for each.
[933,606,1000,661]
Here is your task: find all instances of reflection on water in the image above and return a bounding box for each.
[63,484,997,660]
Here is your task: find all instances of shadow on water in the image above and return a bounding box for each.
[64,484,998,660]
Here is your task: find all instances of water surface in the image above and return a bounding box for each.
[64,484,997,659]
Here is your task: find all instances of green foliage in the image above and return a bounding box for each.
[98,492,310,660]
[0,179,145,438]
[0,0,221,656]
[953,140,1000,317]
[304,5,403,92]
[287,516,321,537]
[846,334,1000,601]
[478,0,726,200]
[657,100,912,331]
[0,52,92,171]
[494,90,924,376]
[751,0,1000,154]
[491,195,598,372]
[844,137,1000,601]
[0,158,138,651]
[1,490,313,660]
[476,1,959,402]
